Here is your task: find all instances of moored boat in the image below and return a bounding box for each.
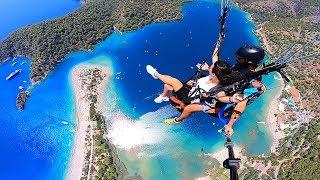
[11,62,17,66]
[257,121,266,124]
[6,69,21,80]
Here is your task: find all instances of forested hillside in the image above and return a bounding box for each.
[0,0,190,84]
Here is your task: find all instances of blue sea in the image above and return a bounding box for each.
[0,0,80,40]
[0,0,282,179]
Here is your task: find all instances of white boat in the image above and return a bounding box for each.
[21,61,26,65]
[257,122,266,124]
[113,26,123,35]
[11,62,17,66]
[6,69,21,80]
[18,86,24,90]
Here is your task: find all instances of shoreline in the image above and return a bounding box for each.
[245,6,284,154]
[265,79,285,154]
[255,25,274,55]
[67,64,111,179]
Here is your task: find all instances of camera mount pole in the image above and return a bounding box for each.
[223,135,241,180]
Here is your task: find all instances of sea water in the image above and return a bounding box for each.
[0,0,80,179]
[0,0,80,40]
[0,0,281,179]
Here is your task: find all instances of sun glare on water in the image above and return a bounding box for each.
[106,106,179,150]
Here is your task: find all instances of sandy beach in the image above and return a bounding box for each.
[253,19,286,154]
[67,64,111,180]
[265,82,285,154]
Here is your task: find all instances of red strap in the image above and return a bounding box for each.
[232,110,242,115]
[170,96,186,109]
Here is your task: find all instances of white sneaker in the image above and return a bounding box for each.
[154,94,169,103]
[146,65,158,79]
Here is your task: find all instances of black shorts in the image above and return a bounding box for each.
[174,84,191,103]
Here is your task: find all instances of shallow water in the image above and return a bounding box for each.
[0,0,281,179]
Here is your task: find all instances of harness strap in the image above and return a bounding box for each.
[187,86,207,102]
[170,95,220,117]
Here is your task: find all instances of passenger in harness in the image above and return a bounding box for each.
[146,59,243,126]
[147,45,267,135]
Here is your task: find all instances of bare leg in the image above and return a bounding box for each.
[176,104,202,122]
[162,84,173,97]
[155,72,183,91]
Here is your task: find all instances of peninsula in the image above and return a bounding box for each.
[69,64,127,179]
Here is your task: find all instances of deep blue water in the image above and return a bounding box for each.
[0,57,80,179]
[0,0,280,179]
[0,0,80,179]
[0,0,80,40]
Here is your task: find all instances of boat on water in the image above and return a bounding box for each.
[257,122,266,124]
[6,69,21,80]
[113,25,123,35]
[11,62,17,66]
[19,86,24,90]
[21,61,26,65]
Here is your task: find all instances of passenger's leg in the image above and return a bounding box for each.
[154,84,172,103]
[162,84,173,97]
[176,104,202,122]
[146,65,183,91]
[154,72,183,91]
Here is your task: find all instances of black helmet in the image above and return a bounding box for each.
[236,45,265,66]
